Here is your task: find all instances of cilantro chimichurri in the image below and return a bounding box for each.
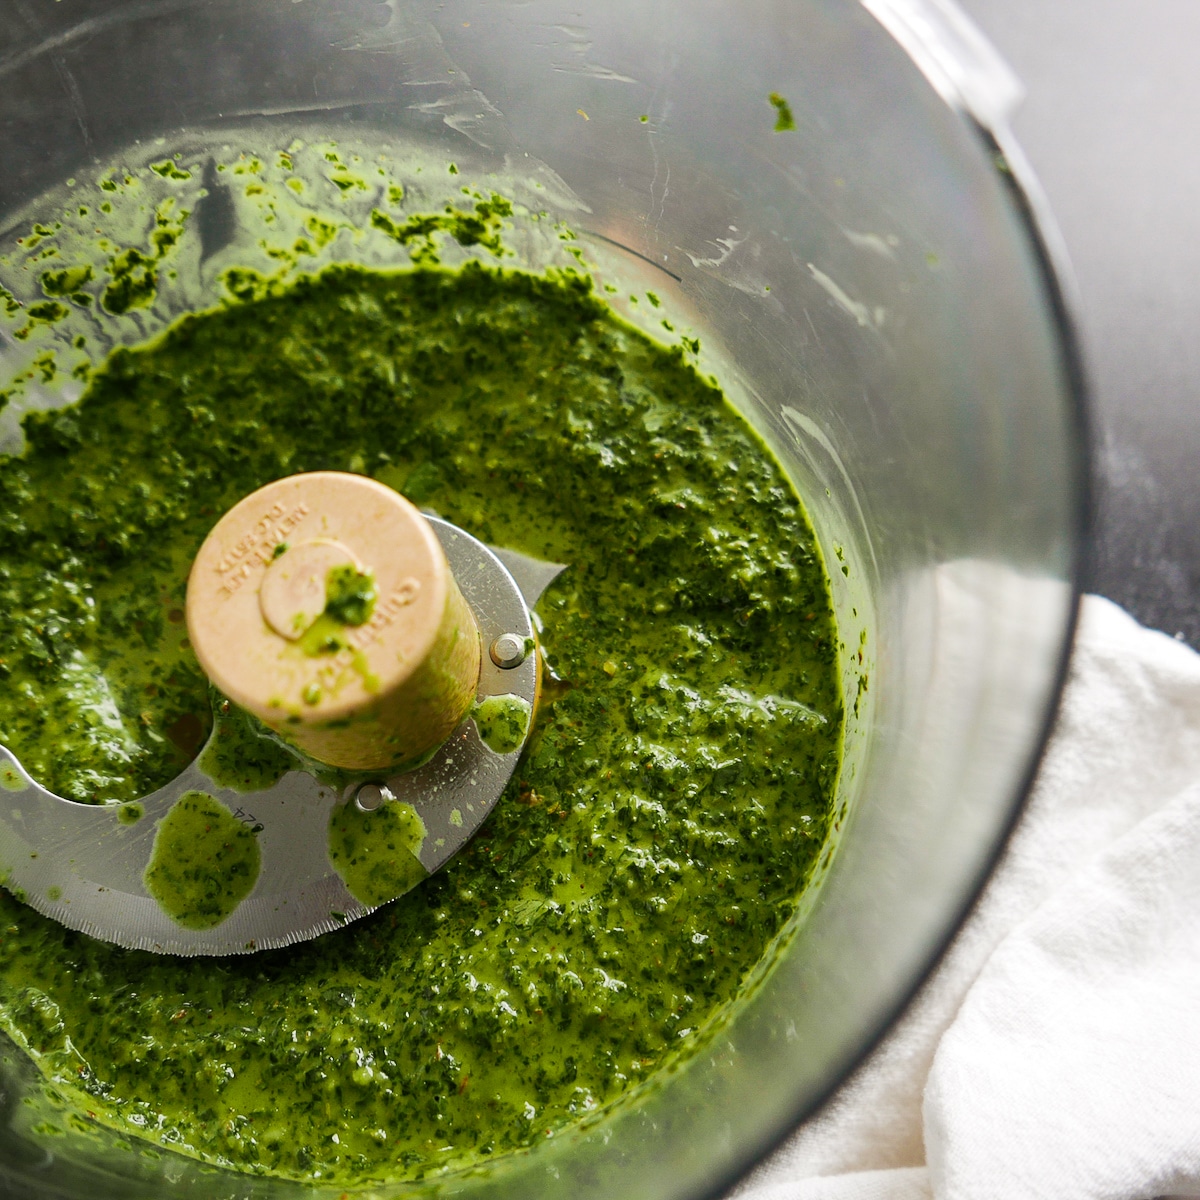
[143,790,262,929]
[0,262,842,1185]
[473,694,532,755]
[328,797,428,907]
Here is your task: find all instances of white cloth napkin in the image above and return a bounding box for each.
[730,595,1200,1200]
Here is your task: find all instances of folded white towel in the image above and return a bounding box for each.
[730,595,1200,1200]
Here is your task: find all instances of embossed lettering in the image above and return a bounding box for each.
[347,579,422,651]
[213,502,311,598]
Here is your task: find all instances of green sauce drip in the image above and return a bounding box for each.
[143,791,261,929]
[472,694,531,755]
[322,563,376,627]
[328,798,427,907]
[197,695,300,792]
[291,563,381,693]
[116,801,143,825]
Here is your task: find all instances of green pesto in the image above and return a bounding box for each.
[297,612,351,657]
[295,563,379,667]
[116,801,144,825]
[197,695,299,793]
[328,798,428,907]
[473,694,532,755]
[40,265,94,307]
[0,262,842,1185]
[142,791,261,929]
[322,563,376,628]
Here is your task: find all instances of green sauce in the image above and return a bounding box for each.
[296,562,379,661]
[197,695,301,793]
[321,563,377,628]
[0,261,842,1184]
[473,694,532,755]
[328,798,428,907]
[116,801,143,825]
[143,791,262,929]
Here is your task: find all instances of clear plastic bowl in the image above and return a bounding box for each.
[0,0,1088,1196]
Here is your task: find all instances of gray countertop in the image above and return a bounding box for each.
[960,0,1200,645]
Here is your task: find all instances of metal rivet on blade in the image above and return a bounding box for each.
[489,632,528,669]
[354,783,395,812]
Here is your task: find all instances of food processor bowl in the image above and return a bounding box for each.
[0,0,1088,1197]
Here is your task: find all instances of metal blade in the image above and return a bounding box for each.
[0,520,544,955]
[488,545,567,608]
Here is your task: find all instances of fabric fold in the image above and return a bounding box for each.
[731,596,1200,1200]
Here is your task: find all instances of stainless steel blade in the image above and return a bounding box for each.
[489,545,567,609]
[0,518,562,956]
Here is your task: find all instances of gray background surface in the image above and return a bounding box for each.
[959,0,1200,644]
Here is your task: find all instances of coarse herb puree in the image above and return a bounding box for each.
[0,248,842,1181]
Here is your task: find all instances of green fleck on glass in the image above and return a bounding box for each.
[472,694,531,755]
[144,791,261,929]
[769,92,797,132]
[40,265,93,298]
[149,160,192,181]
[25,301,69,323]
[101,247,158,314]
[117,802,144,825]
[328,797,427,907]
[0,765,23,791]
